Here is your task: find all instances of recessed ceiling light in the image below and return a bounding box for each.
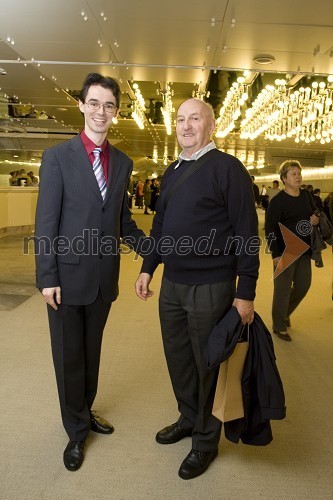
[253,54,275,65]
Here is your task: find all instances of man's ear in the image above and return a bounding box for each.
[210,119,216,135]
[78,100,85,113]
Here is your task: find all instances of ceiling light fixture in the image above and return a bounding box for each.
[160,82,174,135]
[153,145,158,163]
[240,76,333,145]
[131,83,146,129]
[215,73,249,138]
[253,54,275,65]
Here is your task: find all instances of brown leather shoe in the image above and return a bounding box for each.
[63,440,85,471]
[274,331,292,341]
[178,449,218,479]
[156,423,193,444]
[90,411,114,434]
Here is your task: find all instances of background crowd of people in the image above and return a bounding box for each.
[130,177,160,214]
[252,177,333,223]
[9,169,39,186]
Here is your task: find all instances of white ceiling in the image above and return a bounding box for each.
[1,0,333,176]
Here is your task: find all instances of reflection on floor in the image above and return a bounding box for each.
[0,233,36,311]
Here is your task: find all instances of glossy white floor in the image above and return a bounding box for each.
[1,210,332,499]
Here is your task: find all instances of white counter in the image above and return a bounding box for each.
[0,187,39,235]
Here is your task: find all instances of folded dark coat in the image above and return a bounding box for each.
[207,309,286,446]
[207,306,244,371]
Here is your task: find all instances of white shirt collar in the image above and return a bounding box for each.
[174,141,217,169]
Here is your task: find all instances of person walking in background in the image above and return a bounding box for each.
[135,98,259,480]
[268,180,280,203]
[9,170,19,186]
[259,184,267,206]
[265,160,319,341]
[313,188,324,211]
[323,192,333,221]
[135,180,144,208]
[150,178,160,213]
[27,170,39,186]
[251,175,260,206]
[35,73,145,471]
[143,178,152,214]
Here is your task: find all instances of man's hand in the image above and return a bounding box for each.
[135,273,154,301]
[42,287,61,310]
[233,298,254,325]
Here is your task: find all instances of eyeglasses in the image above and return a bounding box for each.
[86,100,117,113]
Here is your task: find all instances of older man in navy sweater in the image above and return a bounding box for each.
[135,98,259,480]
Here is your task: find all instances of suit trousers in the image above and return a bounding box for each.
[47,290,111,441]
[159,276,235,451]
[272,254,311,332]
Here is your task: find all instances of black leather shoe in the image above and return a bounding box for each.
[273,331,292,341]
[63,440,85,471]
[178,449,218,480]
[156,423,193,444]
[90,411,114,434]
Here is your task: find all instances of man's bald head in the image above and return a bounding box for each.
[176,98,216,158]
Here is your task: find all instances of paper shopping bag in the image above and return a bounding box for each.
[212,336,249,423]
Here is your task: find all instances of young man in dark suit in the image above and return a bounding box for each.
[35,73,145,471]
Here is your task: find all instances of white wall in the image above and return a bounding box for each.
[0,174,11,187]
[0,188,38,232]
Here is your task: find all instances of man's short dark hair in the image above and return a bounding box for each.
[79,73,121,109]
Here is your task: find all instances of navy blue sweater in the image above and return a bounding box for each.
[141,149,259,300]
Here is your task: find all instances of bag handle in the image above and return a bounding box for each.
[303,187,317,213]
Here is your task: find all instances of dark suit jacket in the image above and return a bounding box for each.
[224,313,286,446]
[35,135,144,305]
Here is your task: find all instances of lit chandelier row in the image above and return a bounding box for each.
[160,83,174,136]
[131,83,146,129]
[131,82,174,136]
[216,74,333,144]
[215,76,249,138]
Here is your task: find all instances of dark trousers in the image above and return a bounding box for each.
[159,276,235,451]
[272,254,311,332]
[47,291,111,441]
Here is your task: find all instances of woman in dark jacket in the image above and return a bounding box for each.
[265,160,319,341]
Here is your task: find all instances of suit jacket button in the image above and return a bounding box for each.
[102,207,105,213]
[99,254,103,259]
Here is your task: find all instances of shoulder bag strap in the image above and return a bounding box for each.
[162,149,219,211]
[303,188,317,212]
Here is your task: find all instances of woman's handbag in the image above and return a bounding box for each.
[305,188,333,244]
[212,326,249,423]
